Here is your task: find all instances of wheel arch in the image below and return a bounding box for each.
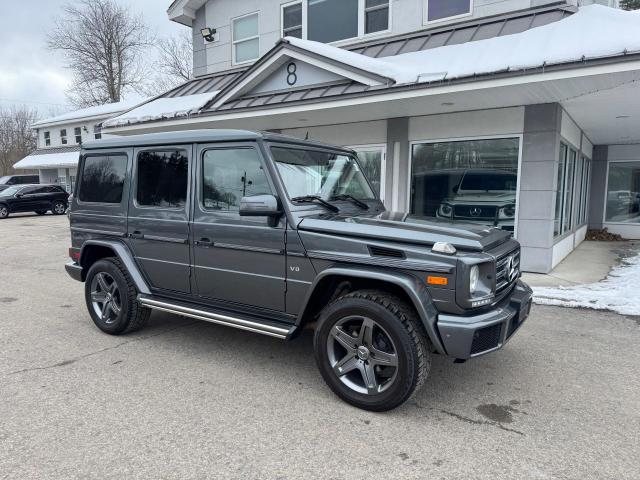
[80,240,150,295]
[296,267,446,354]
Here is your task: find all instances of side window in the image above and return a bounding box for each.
[60,129,68,145]
[202,148,272,212]
[78,154,127,204]
[20,186,37,195]
[136,150,189,209]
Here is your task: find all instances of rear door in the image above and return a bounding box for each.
[126,146,192,294]
[191,142,286,312]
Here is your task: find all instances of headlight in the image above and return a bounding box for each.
[438,203,453,218]
[499,204,516,219]
[469,265,479,294]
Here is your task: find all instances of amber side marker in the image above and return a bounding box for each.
[427,276,448,286]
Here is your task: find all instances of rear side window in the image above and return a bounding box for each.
[79,154,128,203]
[136,150,188,209]
[202,148,272,212]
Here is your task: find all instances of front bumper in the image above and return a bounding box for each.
[65,261,83,282]
[437,280,533,359]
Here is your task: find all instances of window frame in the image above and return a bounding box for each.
[44,131,51,147]
[280,0,392,43]
[199,144,275,215]
[76,152,129,206]
[231,11,260,66]
[603,159,640,226]
[60,129,68,145]
[407,134,523,237]
[424,0,473,26]
[133,148,190,211]
[74,127,82,144]
[347,143,387,203]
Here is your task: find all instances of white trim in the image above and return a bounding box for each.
[231,11,260,66]
[281,1,306,39]
[602,159,640,227]
[424,0,473,26]
[407,134,523,236]
[106,60,640,134]
[347,143,387,204]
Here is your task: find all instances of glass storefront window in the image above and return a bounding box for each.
[605,162,640,224]
[352,146,385,199]
[410,138,519,231]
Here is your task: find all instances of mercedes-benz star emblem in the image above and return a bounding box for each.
[470,207,482,217]
[506,255,518,282]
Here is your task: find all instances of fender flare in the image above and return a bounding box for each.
[297,267,446,355]
[80,240,151,295]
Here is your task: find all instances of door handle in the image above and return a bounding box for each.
[195,238,213,247]
[129,231,144,239]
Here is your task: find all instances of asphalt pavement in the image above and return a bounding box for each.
[1,214,638,479]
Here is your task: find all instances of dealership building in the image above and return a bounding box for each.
[91,1,640,273]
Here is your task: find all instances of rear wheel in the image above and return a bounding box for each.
[51,201,67,215]
[84,258,150,335]
[0,205,8,219]
[314,290,431,411]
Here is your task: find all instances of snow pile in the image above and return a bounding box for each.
[533,252,640,316]
[32,98,147,127]
[286,5,640,85]
[104,91,219,127]
[13,151,80,169]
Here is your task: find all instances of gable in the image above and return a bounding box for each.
[249,60,347,96]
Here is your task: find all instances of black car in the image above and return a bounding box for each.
[0,184,69,219]
[0,174,40,192]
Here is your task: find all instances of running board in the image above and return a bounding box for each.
[138,295,295,340]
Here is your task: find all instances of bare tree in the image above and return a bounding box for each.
[0,106,38,175]
[143,30,194,97]
[620,0,640,10]
[47,0,152,108]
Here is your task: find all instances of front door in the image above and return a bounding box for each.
[192,143,286,312]
[14,186,50,212]
[126,146,192,294]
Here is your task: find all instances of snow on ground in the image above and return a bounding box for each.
[533,251,640,316]
[286,5,640,85]
[104,91,219,127]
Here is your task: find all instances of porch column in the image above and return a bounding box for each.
[517,103,563,273]
[386,117,409,212]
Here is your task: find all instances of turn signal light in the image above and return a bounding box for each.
[69,248,81,262]
[427,276,448,286]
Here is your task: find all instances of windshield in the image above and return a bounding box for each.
[0,186,21,196]
[459,171,517,193]
[270,147,376,201]
[0,176,10,185]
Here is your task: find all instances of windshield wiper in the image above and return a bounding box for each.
[331,194,369,210]
[291,195,340,213]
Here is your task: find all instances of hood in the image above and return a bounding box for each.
[297,211,511,252]
[449,192,516,204]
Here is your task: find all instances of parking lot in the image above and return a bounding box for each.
[0,214,639,480]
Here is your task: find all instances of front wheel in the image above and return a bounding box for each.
[51,201,67,215]
[314,290,431,411]
[0,205,8,219]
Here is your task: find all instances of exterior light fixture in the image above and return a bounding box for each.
[201,27,217,42]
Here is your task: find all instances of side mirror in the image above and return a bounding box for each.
[239,194,281,217]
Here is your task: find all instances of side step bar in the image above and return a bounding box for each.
[138,295,296,340]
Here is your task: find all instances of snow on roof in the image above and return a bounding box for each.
[32,98,148,128]
[286,5,640,85]
[13,151,80,170]
[103,91,220,128]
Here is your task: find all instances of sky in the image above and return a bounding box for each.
[0,0,187,115]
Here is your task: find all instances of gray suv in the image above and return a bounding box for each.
[65,130,532,411]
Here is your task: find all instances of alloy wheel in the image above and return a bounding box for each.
[327,315,399,395]
[90,272,122,325]
[54,202,66,214]
[0,206,7,218]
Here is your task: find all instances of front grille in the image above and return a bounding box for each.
[496,248,520,294]
[470,324,502,355]
[453,205,498,220]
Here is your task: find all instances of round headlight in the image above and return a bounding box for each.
[501,205,516,218]
[470,265,479,294]
[439,203,453,218]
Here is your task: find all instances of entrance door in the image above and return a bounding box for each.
[349,145,387,204]
[192,143,286,312]
[126,147,192,294]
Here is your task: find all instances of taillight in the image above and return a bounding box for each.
[69,248,81,262]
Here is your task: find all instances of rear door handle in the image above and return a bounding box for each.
[129,231,144,239]
[195,238,213,247]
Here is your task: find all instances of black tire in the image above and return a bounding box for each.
[51,200,67,215]
[314,290,431,412]
[84,258,150,335]
[35,210,47,215]
[0,204,8,219]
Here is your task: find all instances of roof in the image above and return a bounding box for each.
[81,129,354,152]
[13,146,81,170]
[105,5,640,130]
[32,98,148,129]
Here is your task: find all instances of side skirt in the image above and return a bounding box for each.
[138,295,296,340]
